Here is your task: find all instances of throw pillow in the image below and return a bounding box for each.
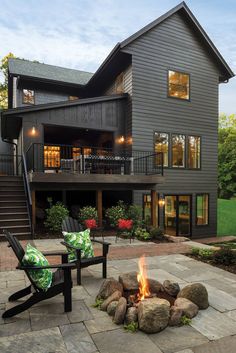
[22,244,53,291]
[64,229,94,262]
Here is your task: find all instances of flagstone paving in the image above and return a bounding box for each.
[1,239,236,352]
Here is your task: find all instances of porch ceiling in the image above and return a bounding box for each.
[30,172,165,190]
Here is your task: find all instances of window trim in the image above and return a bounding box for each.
[154,131,170,167]
[22,89,35,105]
[188,135,201,170]
[195,193,209,226]
[171,133,186,168]
[167,69,190,102]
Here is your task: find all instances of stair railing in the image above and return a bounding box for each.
[21,153,34,238]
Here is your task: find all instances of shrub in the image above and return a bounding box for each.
[78,206,98,224]
[134,227,151,241]
[191,247,200,256]
[149,226,164,240]
[105,201,127,227]
[212,248,236,266]
[198,248,214,259]
[127,205,143,228]
[44,201,69,232]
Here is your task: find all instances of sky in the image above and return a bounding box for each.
[0,0,235,114]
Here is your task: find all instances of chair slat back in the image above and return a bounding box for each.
[62,217,82,233]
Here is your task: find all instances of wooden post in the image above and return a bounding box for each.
[62,190,67,206]
[31,190,36,229]
[151,189,157,227]
[96,190,103,227]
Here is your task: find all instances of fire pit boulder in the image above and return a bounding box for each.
[177,283,209,309]
[138,298,170,333]
[96,277,123,300]
[174,297,199,318]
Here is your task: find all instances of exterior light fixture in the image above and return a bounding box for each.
[118,135,125,144]
[159,194,165,207]
[31,126,36,136]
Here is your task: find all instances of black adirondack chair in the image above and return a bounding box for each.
[61,217,110,285]
[2,231,74,319]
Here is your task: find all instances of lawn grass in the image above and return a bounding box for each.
[217,199,236,236]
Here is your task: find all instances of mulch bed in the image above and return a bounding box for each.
[188,254,236,275]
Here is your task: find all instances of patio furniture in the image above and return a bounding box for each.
[2,230,74,319]
[61,217,110,285]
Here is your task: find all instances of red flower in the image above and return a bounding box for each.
[118,219,133,230]
[84,219,97,229]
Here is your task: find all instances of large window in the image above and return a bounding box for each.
[172,134,185,167]
[44,146,60,168]
[196,194,209,225]
[154,132,169,167]
[23,89,35,104]
[168,70,190,100]
[188,136,201,169]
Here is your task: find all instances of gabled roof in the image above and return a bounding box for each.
[8,58,94,86]
[90,1,234,83]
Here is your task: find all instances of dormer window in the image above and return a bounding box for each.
[168,70,190,100]
[23,89,35,104]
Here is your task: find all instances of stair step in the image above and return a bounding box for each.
[11,232,32,238]
[0,212,28,220]
[0,200,26,204]
[0,207,28,213]
[0,190,25,194]
[0,182,24,187]
[0,176,22,182]
[0,225,31,233]
[0,195,26,201]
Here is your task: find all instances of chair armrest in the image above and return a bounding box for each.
[42,250,68,256]
[17,263,75,270]
[91,239,111,246]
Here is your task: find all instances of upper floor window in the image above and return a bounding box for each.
[115,73,124,94]
[188,136,201,169]
[154,132,169,167]
[168,70,190,100]
[69,96,79,101]
[23,89,35,104]
[196,194,209,225]
[172,134,185,167]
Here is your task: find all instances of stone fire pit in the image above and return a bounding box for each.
[95,271,209,333]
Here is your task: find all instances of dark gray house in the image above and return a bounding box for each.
[0,2,234,238]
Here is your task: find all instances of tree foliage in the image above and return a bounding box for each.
[0,53,16,110]
[218,114,236,199]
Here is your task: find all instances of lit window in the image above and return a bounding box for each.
[72,147,81,159]
[143,194,158,225]
[44,146,60,168]
[168,71,190,100]
[154,132,169,167]
[115,73,124,94]
[69,96,79,101]
[188,136,201,169]
[172,134,185,167]
[196,194,209,225]
[23,89,35,104]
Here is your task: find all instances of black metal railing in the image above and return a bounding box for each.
[0,154,21,176]
[25,143,164,176]
[21,154,33,238]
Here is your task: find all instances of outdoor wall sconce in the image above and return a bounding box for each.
[30,126,37,137]
[118,135,125,144]
[159,194,165,207]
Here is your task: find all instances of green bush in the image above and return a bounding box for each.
[105,201,127,227]
[134,227,151,241]
[127,205,143,228]
[44,201,69,232]
[149,226,164,240]
[191,247,214,260]
[191,247,200,256]
[212,248,236,266]
[78,206,98,223]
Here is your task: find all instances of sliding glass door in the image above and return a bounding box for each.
[164,195,191,236]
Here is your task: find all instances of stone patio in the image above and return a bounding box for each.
[1,242,236,353]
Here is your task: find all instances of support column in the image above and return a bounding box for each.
[151,189,157,227]
[96,190,103,227]
[31,190,36,230]
[62,190,67,206]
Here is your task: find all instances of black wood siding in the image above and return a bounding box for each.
[120,12,220,237]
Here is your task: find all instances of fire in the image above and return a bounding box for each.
[137,255,150,300]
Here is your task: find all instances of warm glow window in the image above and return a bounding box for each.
[196,194,209,225]
[168,71,190,100]
[44,146,60,168]
[23,89,35,104]
[72,147,81,159]
[154,132,169,167]
[172,134,185,167]
[188,136,201,169]
[69,96,79,101]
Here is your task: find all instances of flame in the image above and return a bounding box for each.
[137,255,150,300]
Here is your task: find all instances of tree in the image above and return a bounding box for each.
[218,113,236,199]
[0,53,16,110]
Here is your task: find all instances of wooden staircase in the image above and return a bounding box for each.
[0,176,31,238]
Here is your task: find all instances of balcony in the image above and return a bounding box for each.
[26,143,164,189]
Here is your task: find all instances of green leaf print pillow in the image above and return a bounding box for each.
[22,244,52,291]
[64,229,94,262]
